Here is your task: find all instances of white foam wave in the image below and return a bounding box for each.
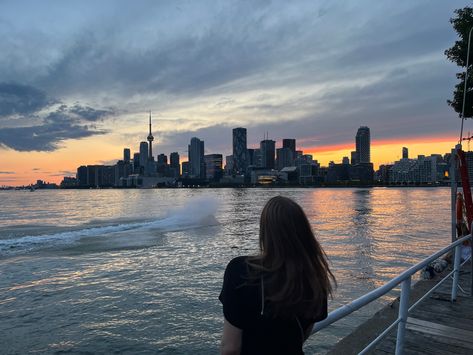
[0,196,219,255]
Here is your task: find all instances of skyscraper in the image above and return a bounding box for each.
[204,154,223,181]
[356,126,370,163]
[147,112,154,160]
[170,152,180,177]
[260,139,275,169]
[188,137,205,178]
[282,139,296,154]
[276,148,294,170]
[123,148,130,163]
[133,153,140,173]
[139,142,148,168]
[232,128,247,174]
[402,147,408,159]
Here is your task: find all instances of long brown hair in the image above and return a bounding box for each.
[247,196,336,319]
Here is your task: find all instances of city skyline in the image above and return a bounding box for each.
[0,1,470,185]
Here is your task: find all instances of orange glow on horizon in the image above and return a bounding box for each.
[0,134,460,186]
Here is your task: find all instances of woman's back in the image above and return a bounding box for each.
[220,256,327,355]
[220,196,334,355]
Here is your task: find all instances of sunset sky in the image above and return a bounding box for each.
[0,1,471,186]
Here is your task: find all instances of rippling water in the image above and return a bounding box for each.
[0,188,451,354]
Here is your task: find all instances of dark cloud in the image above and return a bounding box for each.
[0,171,15,174]
[0,82,53,117]
[0,82,113,151]
[0,103,108,151]
[0,121,105,151]
[68,104,113,121]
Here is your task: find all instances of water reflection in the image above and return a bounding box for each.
[0,188,453,354]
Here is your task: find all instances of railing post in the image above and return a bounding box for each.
[395,277,411,355]
[451,146,458,243]
[452,244,462,302]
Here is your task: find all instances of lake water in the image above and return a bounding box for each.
[0,187,451,354]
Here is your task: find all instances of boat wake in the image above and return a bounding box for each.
[0,197,219,256]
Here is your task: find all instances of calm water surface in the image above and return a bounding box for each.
[0,188,451,354]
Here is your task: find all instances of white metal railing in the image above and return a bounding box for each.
[312,233,472,355]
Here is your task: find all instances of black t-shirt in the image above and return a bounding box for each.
[219,256,327,355]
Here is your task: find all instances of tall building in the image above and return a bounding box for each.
[133,153,140,173]
[170,152,180,178]
[402,147,409,159]
[282,139,296,154]
[157,154,167,165]
[188,137,205,178]
[351,151,359,165]
[356,126,370,163]
[147,112,154,160]
[139,142,148,168]
[204,154,223,181]
[260,140,276,169]
[123,148,130,163]
[276,148,294,170]
[232,128,247,174]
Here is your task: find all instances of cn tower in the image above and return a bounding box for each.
[147,111,154,159]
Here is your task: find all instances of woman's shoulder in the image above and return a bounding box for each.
[225,255,249,274]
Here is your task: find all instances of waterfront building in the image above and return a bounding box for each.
[260,139,275,169]
[351,151,359,165]
[349,163,374,183]
[282,139,296,154]
[157,153,167,165]
[204,154,223,181]
[115,160,132,186]
[326,163,350,183]
[133,153,141,174]
[188,137,205,178]
[155,153,167,175]
[225,155,234,175]
[276,147,294,170]
[232,128,247,174]
[402,147,409,159]
[170,152,180,178]
[356,126,370,163]
[181,161,190,178]
[124,148,130,163]
[139,142,148,169]
[342,156,350,165]
[77,166,88,187]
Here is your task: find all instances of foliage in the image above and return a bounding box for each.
[445,7,473,118]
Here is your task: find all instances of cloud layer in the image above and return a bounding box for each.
[0,83,112,151]
[0,0,469,156]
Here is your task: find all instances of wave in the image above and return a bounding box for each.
[0,196,219,256]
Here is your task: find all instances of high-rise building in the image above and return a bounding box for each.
[123,148,130,163]
[356,126,370,163]
[282,139,296,154]
[225,155,234,174]
[260,140,276,169]
[157,154,168,165]
[77,166,88,187]
[133,153,141,173]
[232,128,247,174]
[147,112,154,160]
[170,152,180,178]
[402,147,408,160]
[181,161,190,178]
[351,151,359,165]
[204,154,223,181]
[139,142,148,168]
[342,156,350,165]
[188,137,205,178]
[276,147,294,170]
